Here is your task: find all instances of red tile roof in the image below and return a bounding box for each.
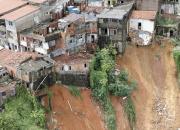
[0,0,28,15]
[130,10,157,20]
[1,5,40,21]
[0,49,38,68]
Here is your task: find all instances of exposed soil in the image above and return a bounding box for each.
[116,42,180,130]
[44,85,105,130]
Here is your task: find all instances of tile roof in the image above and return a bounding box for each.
[0,49,37,68]
[130,10,157,20]
[28,0,48,4]
[0,0,28,15]
[0,5,40,21]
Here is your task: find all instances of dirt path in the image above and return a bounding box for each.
[116,43,180,130]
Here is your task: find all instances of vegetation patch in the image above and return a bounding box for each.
[0,86,46,130]
[90,46,117,130]
[124,96,136,130]
[68,85,82,98]
[173,48,180,86]
[90,45,137,130]
[157,15,177,26]
[171,38,180,46]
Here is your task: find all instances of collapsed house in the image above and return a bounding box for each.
[0,67,16,108]
[0,49,55,90]
[97,2,134,53]
[129,10,157,45]
[0,83,16,108]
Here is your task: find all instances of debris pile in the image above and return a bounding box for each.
[152,97,174,130]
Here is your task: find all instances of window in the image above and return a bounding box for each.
[2,91,6,96]
[8,21,13,26]
[108,0,110,5]
[112,19,117,22]
[101,28,108,35]
[138,22,142,30]
[69,66,71,70]
[84,63,87,68]
[110,29,117,35]
[70,39,73,43]
[105,28,108,34]
[103,19,108,23]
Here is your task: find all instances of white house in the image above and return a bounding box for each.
[129,10,157,45]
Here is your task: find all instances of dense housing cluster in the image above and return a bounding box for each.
[0,0,180,108]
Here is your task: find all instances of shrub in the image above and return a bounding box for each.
[124,97,136,130]
[90,45,136,130]
[68,85,82,98]
[0,86,46,130]
[109,71,137,97]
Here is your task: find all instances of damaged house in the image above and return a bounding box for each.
[160,0,180,15]
[97,2,134,53]
[0,83,16,108]
[16,56,55,90]
[129,10,157,45]
[156,15,180,38]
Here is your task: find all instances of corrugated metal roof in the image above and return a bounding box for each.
[97,2,134,20]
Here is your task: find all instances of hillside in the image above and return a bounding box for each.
[44,42,180,130]
[116,42,180,130]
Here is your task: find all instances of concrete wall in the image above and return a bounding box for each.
[129,19,155,33]
[59,71,89,87]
